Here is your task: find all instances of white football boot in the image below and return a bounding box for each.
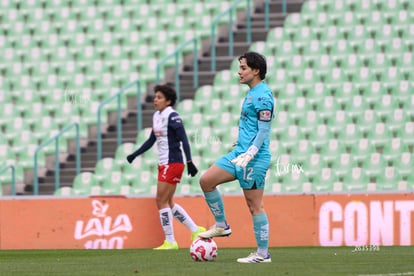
[237,252,272,263]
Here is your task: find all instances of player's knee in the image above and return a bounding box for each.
[199,174,208,190]
[155,195,168,209]
[245,199,264,215]
[199,174,214,192]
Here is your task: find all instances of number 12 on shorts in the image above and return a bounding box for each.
[243,167,254,180]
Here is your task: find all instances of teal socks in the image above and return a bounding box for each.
[254,212,269,257]
[204,189,227,225]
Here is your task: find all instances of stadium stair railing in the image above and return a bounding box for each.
[209,0,287,71]
[210,0,252,72]
[156,37,199,102]
[33,122,81,195]
[96,79,142,161]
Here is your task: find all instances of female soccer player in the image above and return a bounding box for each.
[127,84,205,250]
[198,52,274,263]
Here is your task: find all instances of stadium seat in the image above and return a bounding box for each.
[303,82,325,105]
[0,103,17,128]
[72,172,98,195]
[194,85,214,103]
[326,110,354,136]
[101,171,127,195]
[265,27,285,50]
[373,94,400,120]
[366,122,393,148]
[280,171,310,193]
[382,137,408,161]
[301,0,324,15]
[343,95,371,119]
[114,143,136,167]
[311,168,341,193]
[399,122,414,147]
[319,139,346,164]
[349,138,376,162]
[135,128,153,145]
[338,123,364,147]
[331,153,356,179]
[286,96,311,120]
[218,181,242,194]
[273,110,291,134]
[342,167,371,192]
[363,152,388,178]
[393,80,411,102]
[307,124,334,148]
[130,170,157,195]
[315,96,340,118]
[357,109,380,134]
[54,186,73,196]
[221,85,246,110]
[278,125,304,150]
[304,153,327,178]
[0,145,15,166]
[375,166,402,191]
[94,158,121,183]
[393,152,413,179]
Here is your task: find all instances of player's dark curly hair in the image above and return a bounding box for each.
[239,51,267,80]
[154,84,177,106]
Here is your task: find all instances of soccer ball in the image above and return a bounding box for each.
[190,238,218,262]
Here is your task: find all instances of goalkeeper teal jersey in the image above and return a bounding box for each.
[236,81,274,155]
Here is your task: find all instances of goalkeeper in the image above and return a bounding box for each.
[198,52,274,263]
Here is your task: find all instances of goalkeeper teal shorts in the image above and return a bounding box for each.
[215,150,271,190]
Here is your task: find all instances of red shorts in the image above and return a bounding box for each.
[158,163,185,185]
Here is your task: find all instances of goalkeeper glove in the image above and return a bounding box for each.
[231,145,258,168]
[187,161,198,177]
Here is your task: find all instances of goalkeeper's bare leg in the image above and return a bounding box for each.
[198,165,235,238]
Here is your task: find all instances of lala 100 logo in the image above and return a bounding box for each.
[74,200,133,249]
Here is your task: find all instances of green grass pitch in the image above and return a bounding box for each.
[0,247,413,276]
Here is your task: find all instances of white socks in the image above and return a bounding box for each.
[159,204,199,242]
[171,203,198,233]
[159,208,175,243]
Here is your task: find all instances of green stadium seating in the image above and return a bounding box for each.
[363,153,388,178]
[54,186,73,196]
[280,171,309,193]
[349,138,376,163]
[375,166,402,191]
[319,139,346,164]
[307,124,334,148]
[2,0,413,196]
[72,172,98,195]
[311,168,340,193]
[342,167,371,192]
[130,170,157,195]
[94,157,121,183]
[330,153,357,179]
[135,128,153,146]
[394,152,413,179]
[101,171,127,195]
[114,143,135,167]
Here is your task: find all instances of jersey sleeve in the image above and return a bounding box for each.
[252,94,274,149]
[255,95,274,122]
[169,112,193,162]
[130,130,156,157]
[168,112,184,129]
